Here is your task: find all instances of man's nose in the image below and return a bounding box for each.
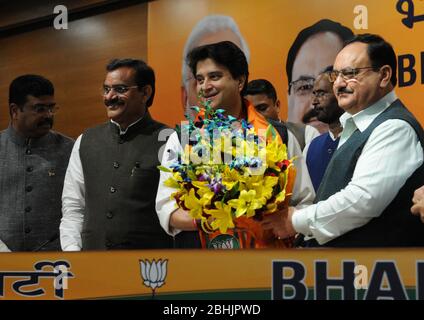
[104,89,117,100]
[332,73,346,89]
[202,79,214,91]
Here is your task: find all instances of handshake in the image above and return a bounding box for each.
[260,206,297,240]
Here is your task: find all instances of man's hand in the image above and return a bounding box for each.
[411,185,424,222]
[260,206,297,239]
[169,208,198,231]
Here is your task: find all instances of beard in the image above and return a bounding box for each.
[316,104,344,124]
[302,108,318,124]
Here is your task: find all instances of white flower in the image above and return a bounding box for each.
[140,259,168,290]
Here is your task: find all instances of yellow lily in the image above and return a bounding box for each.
[184,189,212,219]
[192,181,215,200]
[228,189,263,218]
[222,167,241,190]
[204,202,234,233]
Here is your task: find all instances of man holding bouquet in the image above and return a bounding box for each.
[156,41,315,248]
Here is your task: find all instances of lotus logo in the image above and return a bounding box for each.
[139,259,168,297]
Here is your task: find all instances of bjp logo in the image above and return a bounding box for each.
[139,259,168,298]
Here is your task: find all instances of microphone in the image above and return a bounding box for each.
[32,232,59,252]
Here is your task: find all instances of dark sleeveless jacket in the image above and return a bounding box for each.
[0,126,73,251]
[310,100,424,247]
[79,113,173,250]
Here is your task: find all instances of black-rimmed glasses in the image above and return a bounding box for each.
[102,85,138,95]
[28,104,59,114]
[289,77,315,96]
[328,67,376,83]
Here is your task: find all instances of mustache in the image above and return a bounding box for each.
[37,117,53,128]
[302,108,318,124]
[105,97,125,107]
[337,87,354,95]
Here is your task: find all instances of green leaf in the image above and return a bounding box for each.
[191,106,200,113]
[157,165,172,172]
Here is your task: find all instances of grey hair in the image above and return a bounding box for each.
[181,14,250,88]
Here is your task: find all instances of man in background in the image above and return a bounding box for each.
[244,79,319,149]
[303,67,344,192]
[285,19,353,134]
[0,75,74,252]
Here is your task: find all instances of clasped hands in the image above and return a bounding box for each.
[260,206,297,240]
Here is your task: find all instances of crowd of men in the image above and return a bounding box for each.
[1,19,423,251]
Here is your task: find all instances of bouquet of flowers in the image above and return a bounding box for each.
[159,100,296,249]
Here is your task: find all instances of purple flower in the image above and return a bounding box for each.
[198,173,210,181]
[208,178,223,194]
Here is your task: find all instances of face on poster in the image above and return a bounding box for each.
[147,0,423,128]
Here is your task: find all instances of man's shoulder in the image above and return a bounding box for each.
[147,118,170,134]
[48,130,75,146]
[371,99,423,141]
[83,122,109,134]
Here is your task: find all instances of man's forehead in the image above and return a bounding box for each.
[292,31,344,81]
[334,42,369,69]
[25,94,55,104]
[314,74,332,90]
[196,58,227,74]
[246,93,272,104]
[197,29,242,49]
[105,67,135,83]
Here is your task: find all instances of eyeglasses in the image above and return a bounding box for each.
[102,85,138,95]
[328,67,376,83]
[289,77,315,96]
[28,104,59,114]
[312,90,331,99]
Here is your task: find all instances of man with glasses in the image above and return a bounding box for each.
[264,34,424,247]
[303,67,344,192]
[0,74,74,252]
[285,19,353,137]
[60,58,173,251]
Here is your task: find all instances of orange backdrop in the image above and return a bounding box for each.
[148,0,424,127]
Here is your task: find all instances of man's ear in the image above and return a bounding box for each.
[141,85,153,104]
[9,103,19,119]
[237,75,246,92]
[276,99,281,112]
[379,65,392,88]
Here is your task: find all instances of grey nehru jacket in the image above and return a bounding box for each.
[0,125,74,251]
